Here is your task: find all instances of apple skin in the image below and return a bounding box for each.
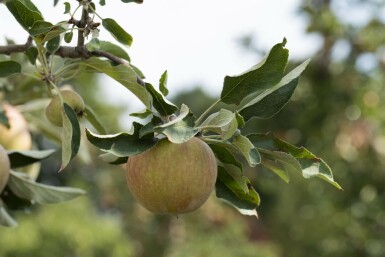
[0,144,10,193]
[126,137,217,214]
[0,104,32,150]
[0,104,39,180]
[45,89,85,127]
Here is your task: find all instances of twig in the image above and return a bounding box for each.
[0,37,33,55]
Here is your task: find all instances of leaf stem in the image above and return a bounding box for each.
[195,99,221,126]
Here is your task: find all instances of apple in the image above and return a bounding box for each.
[126,137,217,214]
[0,104,32,150]
[0,144,10,193]
[45,89,85,127]
[0,104,40,180]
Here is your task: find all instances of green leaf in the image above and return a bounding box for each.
[220,39,288,105]
[99,152,128,165]
[231,134,260,167]
[197,109,238,140]
[215,167,259,217]
[102,18,133,47]
[239,59,310,121]
[46,35,61,53]
[145,83,178,116]
[121,0,143,3]
[7,171,85,204]
[26,46,38,65]
[92,40,131,62]
[247,133,342,189]
[84,106,107,135]
[86,122,157,157]
[7,149,56,169]
[0,61,21,77]
[130,108,152,119]
[139,116,162,138]
[41,26,66,44]
[61,103,81,171]
[235,112,245,128]
[6,0,44,31]
[258,149,302,183]
[64,31,73,43]
[29,21,53,36]
[63,2,70,14]
[209,144,243,171]
[86,38,101,51]
[99,0,106,6]
[154,104,198,143]
[0,199,18,227]
[159,70,169,96]
[82,58,152,108]
[54,0,60,7]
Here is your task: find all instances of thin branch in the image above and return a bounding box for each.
[0,37,33,55]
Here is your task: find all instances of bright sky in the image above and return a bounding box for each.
[0,1,319,125]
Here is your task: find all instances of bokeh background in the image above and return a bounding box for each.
[1,0,385,256]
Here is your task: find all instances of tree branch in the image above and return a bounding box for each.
[0,37,33,55]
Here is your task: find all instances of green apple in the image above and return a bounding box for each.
[0,104,32,150]
[45,89,85,127]
[126,137,217,214]
[0,144,10,193]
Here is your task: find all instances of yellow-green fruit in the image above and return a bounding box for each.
[45,90,85,127]
[0,104,32,150]
[0,144,10,193]
[126,137,217,214]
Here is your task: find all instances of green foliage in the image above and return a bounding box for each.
[0,61,21,77]
[0,198,135,257]
[0,0,339,229]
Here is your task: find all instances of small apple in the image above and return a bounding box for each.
[126,137,217,214]
[0,104,32,150]
[0,144,10,193]
[45,89,85,127]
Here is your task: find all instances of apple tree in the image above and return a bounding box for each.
[0,0,341,227]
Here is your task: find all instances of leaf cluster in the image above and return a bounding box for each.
[0,0,341,218]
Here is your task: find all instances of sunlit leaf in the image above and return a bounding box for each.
[220,39,288,105]
[215,167,259,217]
[82,58,152,108]
[239,59,310,121]
[7,171,85,204]
[145,83,178,116]
[159,70,169,96]
[7,149,56,169]
[86,122,157,157]
[197,109,238,140]
[231,134,260,167]
[61,103,81,171]
[154,104,198,143]
[99,152,128,165]
[102,18,133,47]
[247,133,342,189]
[29,21,53,36]
[6,0,44,31]
[91,40,130,62]
[130,108,152,119]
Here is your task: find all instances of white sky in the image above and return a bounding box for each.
[0,0,320,126]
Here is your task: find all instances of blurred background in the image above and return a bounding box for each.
[1,0,385,256]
